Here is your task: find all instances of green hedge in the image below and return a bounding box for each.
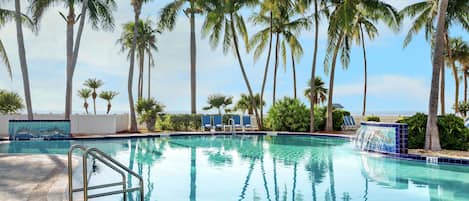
[156,114,202,131]
[397,113,469,150]
[365,116,380,122]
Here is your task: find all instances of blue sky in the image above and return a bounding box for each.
[0,0,468,115]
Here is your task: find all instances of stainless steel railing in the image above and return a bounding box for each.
[68,144,144,201]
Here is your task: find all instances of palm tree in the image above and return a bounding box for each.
[400,0,469,114]
[117,19,158,100]
[84,78,103,115]
[128,0,153,132]
[11,0,34,120]
[77,88,92,114]
[159,0,204,114]
[450,37,469,102]
[425,0,449,151]
[31,0,117,120]
[304,77,327,105]
[323,0,397,131]
[0,90,24,115]
[203,94,233,115]
[201,0,262,129]
[99,91,119,114]
[234,93,265,115]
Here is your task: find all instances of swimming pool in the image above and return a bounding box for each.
[1,135,469,201]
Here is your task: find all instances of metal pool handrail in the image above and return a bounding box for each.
[68,144,144,201]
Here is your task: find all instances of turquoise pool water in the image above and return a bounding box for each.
[1,135,469,201]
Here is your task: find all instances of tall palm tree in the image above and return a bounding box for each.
[31,0,117,120]
[159,0,204,114]
[99,91,119,114]
[351,5,398,117]
[201,0,262,129]
[400,0,469,114]
[449,37,469,103]
[324,0,397,131]
[425,0,449,151]
[13,0,34,120]
[117,19,158,100]
[84,78,103,115]
[128,0,153,132]
[77,88,92,114]
[305,77,328,105]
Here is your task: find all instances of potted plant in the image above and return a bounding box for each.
[136,98,164,131]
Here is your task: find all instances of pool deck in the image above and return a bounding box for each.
[0,154,69,201]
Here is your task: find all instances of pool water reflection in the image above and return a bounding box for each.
[1,135,469,201]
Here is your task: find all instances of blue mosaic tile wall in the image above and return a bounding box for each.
[9,120,71,140]
[357,122,408,154]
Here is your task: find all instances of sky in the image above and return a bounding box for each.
[0,0,468,115]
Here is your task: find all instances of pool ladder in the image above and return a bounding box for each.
[67,145,144,201]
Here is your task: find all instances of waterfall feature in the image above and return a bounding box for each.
[355,122,408,154]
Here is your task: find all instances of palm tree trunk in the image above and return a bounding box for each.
[229,13,262,129]
[14,0,33,120]
[138,49,145,100]
[465,70,467,103]
[445,33,459,113]
[425,0,448,151]
[291,52,297,99]
[440,65,445,115]
[128,7,141,132]
[260,11,273,128]
[190,0,197,114]
[360,24,368,117]
[147,53,151,99]
[326,35,344,132]
[65,6,75,120]
[66,0,88,120]
[273,33,280,105]
[93,91,97,115]
[310,0,319,133]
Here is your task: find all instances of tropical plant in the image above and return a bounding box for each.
[450,37,469,103]
[203,94,233,115]
[99,91,119,114]
[365,115,380,122]
[83,78,103,115]
[1,4,35,119]
[117,19,158,100]
[30,0,117,120]
[323,0,397,131]
[136,98,164,131]
[267,97,309,132]
[400,0,469,114]
[304,77,327,105]
[158,0,204,114]
[234,93,265,115]
[77,88,92,114]
[0,90,24,115]
[127,0,153,132]
[202,0,261,128]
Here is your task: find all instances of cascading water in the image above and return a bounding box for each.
[354,122,408,154]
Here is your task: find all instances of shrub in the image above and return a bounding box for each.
[365,116,380,122]
[457,101,469,117]
[267,97,310,132]
[397,113,469,150]
[136,98,164,131]
[332,109,350,131]
[156,114,202,131]
[312,106,326,131]
[0,90,24,115]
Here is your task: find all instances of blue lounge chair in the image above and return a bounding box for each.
[213,115,223,130]
[232,115,242,129]
[201,115,212,131]
[242,116,252,130]
[342,115,358,130]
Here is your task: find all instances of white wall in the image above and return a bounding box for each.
[0,114,129,137]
